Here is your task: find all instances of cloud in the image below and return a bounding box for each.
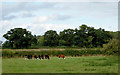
[2,14,17,20]
[1,0,119,2]
[1,2,57,20]
[54,2,118,18]
[0,20,13,41]
[32,16,49,23]
[22,23,76,35]
[1,2,117,21]
[20,12,35,18]
[0,20,16,35]
[32,14,72,23]
[87,24,118,31]
[49,14,71,20]
[2,12,35,20]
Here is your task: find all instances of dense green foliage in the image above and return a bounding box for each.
[2,28,37,49]
[43,25,112,48]
[2,56,118,73]
[59,29,75,46]
[37,36,44,46]
[2,25,118,49]
[43,30,59,46]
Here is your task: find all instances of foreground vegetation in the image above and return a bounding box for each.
[2,56,118,73]
[2,48,118,58]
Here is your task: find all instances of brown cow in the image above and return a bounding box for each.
[58,55,65,59]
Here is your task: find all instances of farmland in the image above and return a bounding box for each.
[2,56,118,73]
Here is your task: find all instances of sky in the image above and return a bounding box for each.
[0,0,119,42]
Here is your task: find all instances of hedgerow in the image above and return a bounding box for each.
[2,49,117,58]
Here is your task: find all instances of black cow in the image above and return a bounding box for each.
[45,55,50,60]
[34,55,38,59]
[38,55,41,60]
[25,55,32,60]
[41,55,44,60]
[30,55,32,59]
[25,55,50,60]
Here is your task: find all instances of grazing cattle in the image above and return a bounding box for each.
[25,55,32,60]
[38,55,41,60]
[32,55,34,59]
[41,55,44,60]
[58,55,65,59]
[45,55,49,59]
[25,54,50,60]
[27,55,30,59]
[25,55,28,60]
[34,55,38,59]
[30,55,32,59]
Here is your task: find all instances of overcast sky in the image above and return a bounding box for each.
[0,0,119,42]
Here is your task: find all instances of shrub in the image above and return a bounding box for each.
[103,39,119,55]
[2,50,15,58]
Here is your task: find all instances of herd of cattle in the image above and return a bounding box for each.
[25,55,65,60]
[25,55,50,60]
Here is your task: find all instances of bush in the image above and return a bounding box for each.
[103,39,119,55]
[2,50,15,58]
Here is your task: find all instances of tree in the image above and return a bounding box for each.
[74,25,89,47]
[59,29,75,46]
[43,30,59,46]
[93,28,112,47]
[37,35,44,46]
[3,28,37,49]
[86,26,96,47]
[73,25,111,48]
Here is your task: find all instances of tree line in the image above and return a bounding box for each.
[2,24,119,49]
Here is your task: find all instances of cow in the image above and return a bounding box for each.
[45,55,50,60]
[25,55,28,60]
[30,55,32,59]
[25,55,32,60]
[58,55,65,59]
[33,55,38,60]
[41,55,44,60]
[38,55,41,60]
[25,55,50,60]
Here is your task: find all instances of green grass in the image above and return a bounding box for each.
[2,56,118,73]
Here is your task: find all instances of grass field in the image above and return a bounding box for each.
[2,56,118,73]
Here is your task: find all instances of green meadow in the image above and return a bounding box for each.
[2,56,118,73]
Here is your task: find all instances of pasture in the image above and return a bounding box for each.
[2,56,118,73]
